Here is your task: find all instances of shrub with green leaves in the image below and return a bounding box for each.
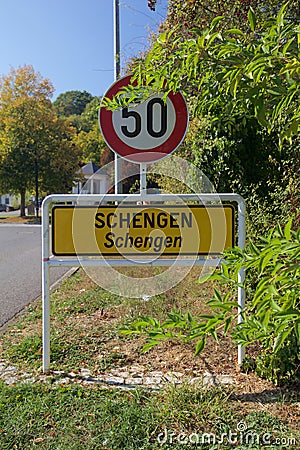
[214,219,300,384]
[121,220,300,385]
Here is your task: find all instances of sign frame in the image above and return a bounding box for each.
[42,193,246,374]
[99,75,189,163]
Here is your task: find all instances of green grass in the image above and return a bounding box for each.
[0,268,212,374]
[0,381,297,450]
[0,271,124,372]
[0,269,299,449]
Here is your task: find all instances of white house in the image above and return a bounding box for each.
[72,161,109,195]
[0,193,20,210]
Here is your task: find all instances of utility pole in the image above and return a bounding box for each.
[114,0,122,194]
[114,0,120,80]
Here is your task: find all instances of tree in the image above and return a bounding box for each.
[124,5,299,145]
[0,65,81,216]
[54,94,106,165]
[104,4,299,211]
[151,0,300,35]
[53,90,94,117]
[73,123,106,165]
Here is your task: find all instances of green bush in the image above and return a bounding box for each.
[226,220,300,383]
[121,220,300,385]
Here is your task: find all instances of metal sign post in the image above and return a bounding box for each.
[42,193,246,373]
[113,0,122,195]
[140,163,147,195]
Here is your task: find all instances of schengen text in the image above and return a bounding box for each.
[104,232,182,253]
[95,210,192,229]
[94,210,193,254]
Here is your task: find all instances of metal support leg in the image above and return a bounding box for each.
[237,196,246,365]
[42,198,51,373]
[42,261,50,373]
[237,267,245,365]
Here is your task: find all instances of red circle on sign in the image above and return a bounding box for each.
[99,75,188,163]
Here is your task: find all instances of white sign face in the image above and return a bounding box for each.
[112,94,176,150]
[99,75,189,163]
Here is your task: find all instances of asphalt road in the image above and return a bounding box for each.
[0,224,70,329]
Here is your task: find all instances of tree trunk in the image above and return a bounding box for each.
[20,190,26,217]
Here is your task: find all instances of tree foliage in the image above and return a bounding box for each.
[164,0,300,35]
[55,94,107,166]
[116,2,300,384]
[0,65,81,215]
[73,122,106,165]
[53,90,94,117]
[0,65,54,106]
[104,3,299,221]
[112,4,299,147]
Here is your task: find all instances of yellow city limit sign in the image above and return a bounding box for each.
[52,205,235,257]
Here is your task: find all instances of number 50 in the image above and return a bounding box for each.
[121,98,167,139]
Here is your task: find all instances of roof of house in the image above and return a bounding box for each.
[77,161,107,176]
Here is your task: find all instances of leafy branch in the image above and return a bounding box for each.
[120,219,300,384]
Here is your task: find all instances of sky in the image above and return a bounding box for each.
[0,0,168,100]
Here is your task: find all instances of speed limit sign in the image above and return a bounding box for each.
[99,75,188,163]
